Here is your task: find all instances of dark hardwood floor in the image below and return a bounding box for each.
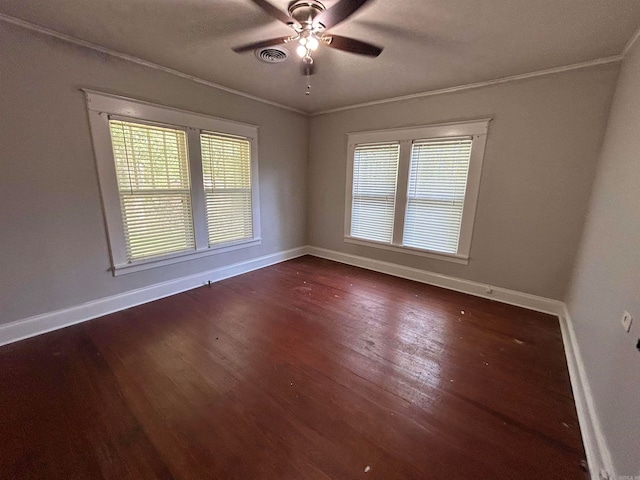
[0,256,585,479]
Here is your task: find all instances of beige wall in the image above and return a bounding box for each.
[0,22,308,325]
[566,40,640,476]
[307,64,619,299]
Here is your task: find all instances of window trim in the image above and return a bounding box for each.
[84,90,261,276]
[344,118,490,264]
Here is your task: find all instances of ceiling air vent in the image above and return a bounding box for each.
[255,47,289,63]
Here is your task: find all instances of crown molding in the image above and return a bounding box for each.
[622,24,640,58]
[0,12,630,118]
[312,55,623,116]
[0,13,307,115]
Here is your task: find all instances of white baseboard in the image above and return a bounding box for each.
[306,246,564,316]
[0,244,567,347]
[0,246,308,347]
[559,306,615,480]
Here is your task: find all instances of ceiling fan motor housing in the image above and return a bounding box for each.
[288,1,326,27]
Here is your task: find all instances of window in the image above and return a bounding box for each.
[200,132,253,246]
[85,90,261,275]
[109,120,194,261]
[345,119,490,264]
[351,143,399,243]
[404,137,473,254]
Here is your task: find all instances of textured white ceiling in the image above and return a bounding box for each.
[1,0,639,113]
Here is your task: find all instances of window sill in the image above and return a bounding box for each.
[112,238,262,276]
[343,236,469,265]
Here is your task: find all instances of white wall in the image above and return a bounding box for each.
[307,64,619,300]
[566,38,640,476]
[0,22,308,325]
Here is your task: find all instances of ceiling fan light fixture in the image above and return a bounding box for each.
[296,45,308,57]
[306,36,319,50]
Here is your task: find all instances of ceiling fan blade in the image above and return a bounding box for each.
[248,0,298,26]
[323,35,382,56]
[232,36,292,53]
[315,0,372,30]
[302,62,316,76]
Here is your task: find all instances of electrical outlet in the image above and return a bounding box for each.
[621,311,633,333]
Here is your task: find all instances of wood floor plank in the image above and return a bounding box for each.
[0,329,175,480]
[0,256,585,479]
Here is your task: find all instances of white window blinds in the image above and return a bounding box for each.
[403,137,473,254]
[351,143,400,243]
[108,120,195,262]
[200,132,253,246]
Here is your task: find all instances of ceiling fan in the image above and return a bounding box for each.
[233,0,383,77]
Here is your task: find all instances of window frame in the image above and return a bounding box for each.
[85,90,261,276]
[344,119,490,265]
